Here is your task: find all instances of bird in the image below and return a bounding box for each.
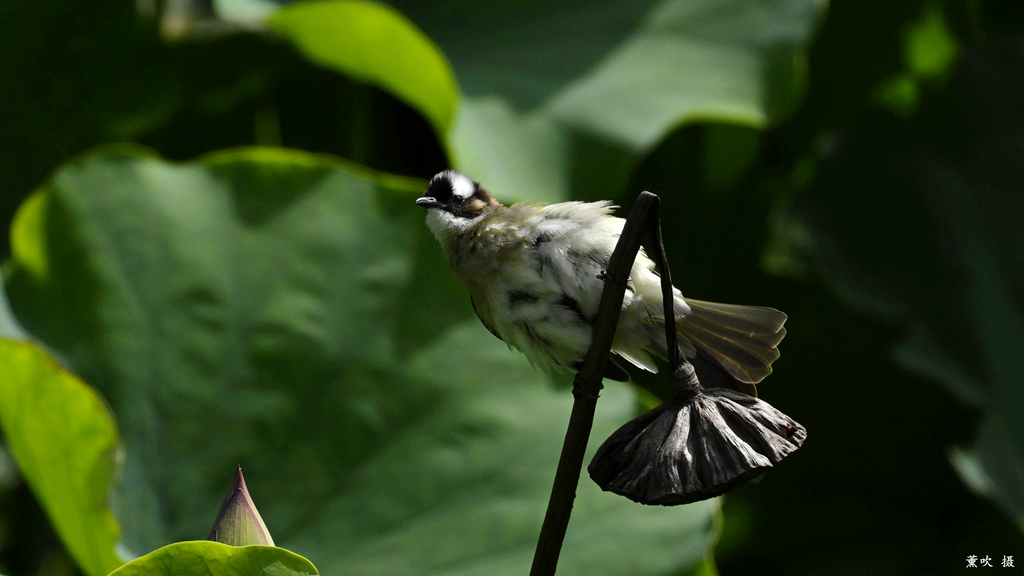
[415,170,787,392]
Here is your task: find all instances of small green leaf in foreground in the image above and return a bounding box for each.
[108,542,317,576]
[0,339,123,576]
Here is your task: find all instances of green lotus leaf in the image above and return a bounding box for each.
[108,542,317,576]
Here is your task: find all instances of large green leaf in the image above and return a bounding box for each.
[4,147,719,575]
[783,38,1024,530]
[262,0,821,202]
[109,542,317,576]
[0,340,123,576]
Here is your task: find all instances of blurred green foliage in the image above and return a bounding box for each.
[790,32,1024,534]
[1,1,1023,576]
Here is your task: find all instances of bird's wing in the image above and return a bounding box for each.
[678,299,788,385]
[470,295,503,342]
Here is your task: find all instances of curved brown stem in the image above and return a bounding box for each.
[643,198,680,371]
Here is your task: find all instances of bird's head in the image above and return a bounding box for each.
[416,170,500,242]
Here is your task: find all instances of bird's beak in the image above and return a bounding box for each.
[415,196,443,209]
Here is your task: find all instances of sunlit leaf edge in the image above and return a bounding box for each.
[9,143,427,286]
[107,541,318,576]
[268,0,460,138]
[0,338,124,576]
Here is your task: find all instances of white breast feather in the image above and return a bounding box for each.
[426,206,486,243]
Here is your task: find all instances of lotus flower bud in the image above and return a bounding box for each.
[208,466,275,546]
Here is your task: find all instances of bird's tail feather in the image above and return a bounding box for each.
[677,298,787,386]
